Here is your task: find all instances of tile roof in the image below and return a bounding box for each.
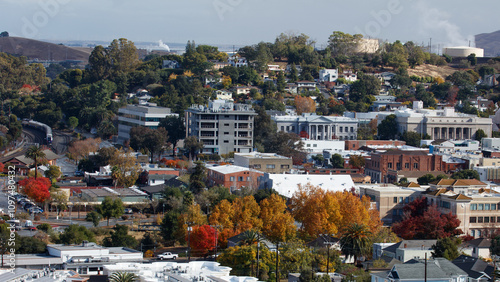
[431,179,487,186]
[447,194,472,200]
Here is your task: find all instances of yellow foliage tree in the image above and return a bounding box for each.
[259,194,296,243]
[222,75,232,89]
[183,70,194,77]
[176,203,207,243]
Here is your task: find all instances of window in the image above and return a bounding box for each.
[281,165,289,169]
[397,163,401,170]
[345,127,348,132]
[350,127,354,132]
[478,204,484,210]
[238,177,243,181]
[405,163,409,169]
[307,144,311,147]
[388,163,393,169]
[247,177,251,181]
[281,126,284,131]
[413,163,418,169]
[492,204,497,210]
[393,197,398,203]
[485,217,490,223]
[340,127,343,133]
[478,217,483,223]
[441,201,450,209]
[399,197,403,203]
[286,126,289,131]
[485,204,490,210]
[224,140,229,143]
[470,217,477,223]
[253,164,261,169]
[224,123,229,126]
[229,176,235,181]
[266,164,275,169]
[313,144,317,147]
[470,204,477,210]
[224,132,229,135]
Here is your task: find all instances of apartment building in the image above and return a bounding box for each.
[185,100,257,155]
[117,103,178,144]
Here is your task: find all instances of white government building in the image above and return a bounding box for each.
[377,101,492,140]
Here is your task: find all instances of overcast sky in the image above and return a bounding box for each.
[2,0,498,48]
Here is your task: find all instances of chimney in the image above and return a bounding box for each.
[404,244,407,248]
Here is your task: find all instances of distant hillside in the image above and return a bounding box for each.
[476,30,500,57]
[0,37,91,63]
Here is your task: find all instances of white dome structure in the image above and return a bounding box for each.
[443,46,484,57]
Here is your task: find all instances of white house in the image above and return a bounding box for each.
[301,139,345,154]
[319,69,339,82]
[216,89,234,101]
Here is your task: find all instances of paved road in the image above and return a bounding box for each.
[52,130,73,155]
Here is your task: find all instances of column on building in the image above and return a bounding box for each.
[455,128,461,140]
[441,127,447,140]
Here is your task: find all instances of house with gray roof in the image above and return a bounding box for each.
[371,258,468,282]
[452,255,494,282]
[382,240,437,262]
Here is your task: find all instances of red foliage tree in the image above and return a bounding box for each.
[0,162,4,173]
[188,225,217,257]
[393,201,462,240]
[18,177,51,203]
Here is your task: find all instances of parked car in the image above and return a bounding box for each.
[157,252,178,260]
[124,208,133,214]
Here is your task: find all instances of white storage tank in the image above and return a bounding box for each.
[443,46,484,57]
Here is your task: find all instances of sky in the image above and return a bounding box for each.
[1,0,499,49]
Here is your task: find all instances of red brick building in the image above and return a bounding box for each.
[207,165,263,191]
[365,149,443,183]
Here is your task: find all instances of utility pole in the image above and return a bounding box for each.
[256,232,260,279]
[187,226,192,262]
[424,253,427,282]
[275,242,279,282]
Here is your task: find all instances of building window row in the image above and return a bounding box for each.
[470,203,498,211]
[470,216,498,223]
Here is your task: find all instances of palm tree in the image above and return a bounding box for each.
[339,223,372,264]
[24,145,46,179]
[109,271,137,282]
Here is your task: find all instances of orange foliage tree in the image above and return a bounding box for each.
[294,96,316,115]
[18,177,51,203]
[290,185,381,239]
[68,138,101,162]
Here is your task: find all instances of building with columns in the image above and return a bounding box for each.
[271,113,358,141]
[377,102,492,140]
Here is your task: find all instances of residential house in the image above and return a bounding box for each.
[382,240,437,262]
[206,165,263,191]
[216,89,234,101]
[452,255,494,282]
[228,56,248,67]
[318,69,339,82]
[296,81,317,92]
[162,60,179,69]
[460,238,491,259]
[234,152,293,174]
[140,178,188,200]
[0,147,61,175]
[371,258,467,282]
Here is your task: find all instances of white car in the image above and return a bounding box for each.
[157,252,178,260]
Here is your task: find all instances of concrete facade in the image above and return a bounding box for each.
[117,103,178,144]
[206,165,263,191]
[234,152,293,174]
[272,113,358,141]
[185,100,257,155]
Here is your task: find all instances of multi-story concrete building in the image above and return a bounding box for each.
[365,149,443,183]
[117,103,178,144]
[318,68,339,82]
[206,164,263,191]
[359,185,426,224]
[425,179,499,239]
[377,102,492,140]
[234,152,293,174]
[185,100,256,155]
[272,113,358,141]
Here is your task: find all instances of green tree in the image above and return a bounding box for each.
[86,45,110,82]
[68,116,79,129]
[382,40,409,69]
[25,145,46,180]
[490,235,500,256]
[474,129,487,141]
[417,174,436,185]
[401,131,422,147]
[86,211,102,227]
[16,237,47,254]
[107,38,140,77]
[328,31,363,57]
[377,115,399,140]
[109,272,138,282]
[478,66,495,79]
[339,223,372,264]
[103,224,138,248]
[45,165,62,182]
[159,116,186,157]
[451,169,480,180]
[431,237,461,260]
[96,197,124,226]
[330,154,344,169]
[184,136,204,161]
[277,71,286,92]
[467,53,477,66]
[190,161,207,193]
[349,155,365,170]
[58,225,95,245]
